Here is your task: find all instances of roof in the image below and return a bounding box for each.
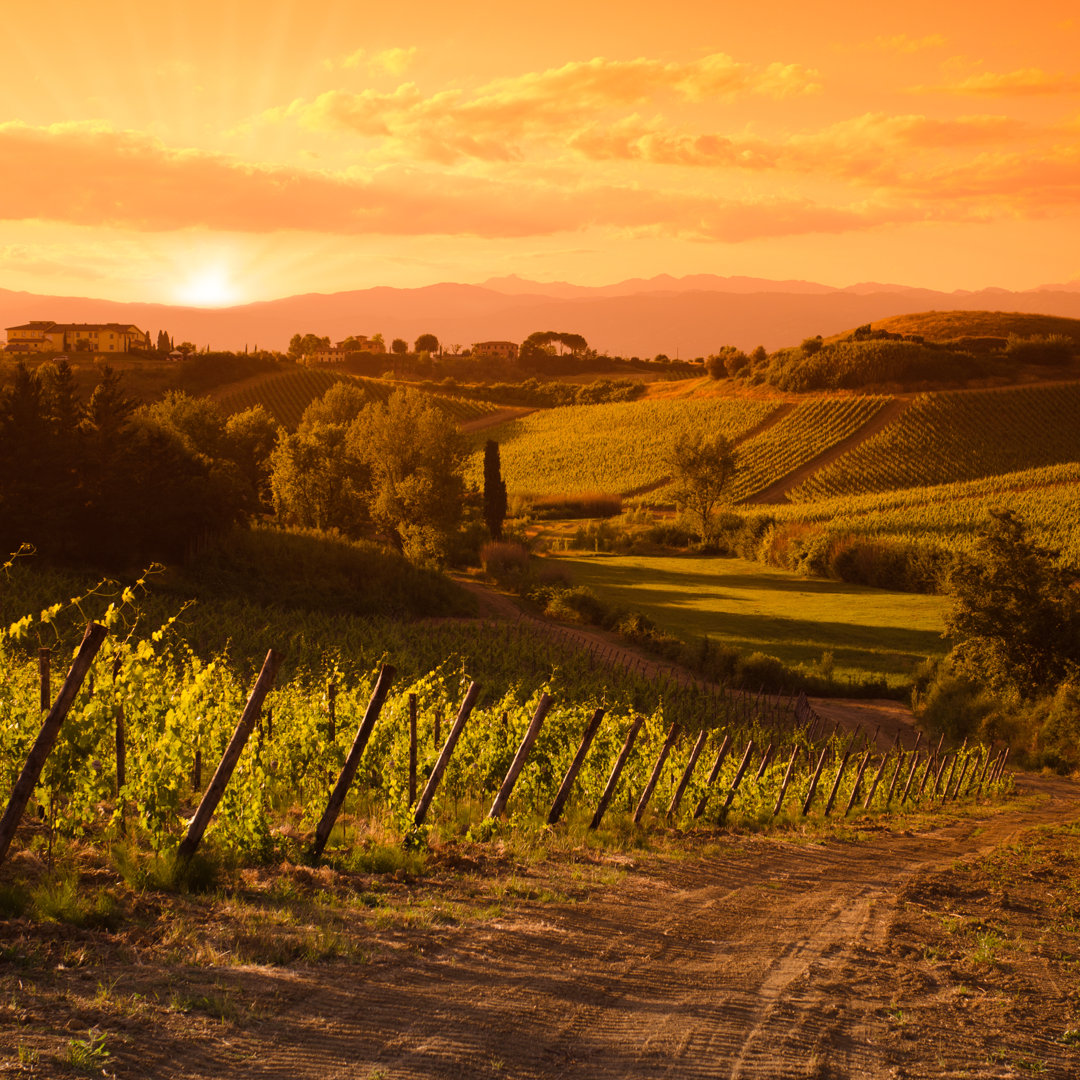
[5,321,146,334]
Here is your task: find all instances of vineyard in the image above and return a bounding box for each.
[793,382,1080,499]
[466,397,779,497]
[213,369,500,430]
[0,582,1010,872]
[729,395,889,501]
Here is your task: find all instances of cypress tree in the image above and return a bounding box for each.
[483,439,508,541]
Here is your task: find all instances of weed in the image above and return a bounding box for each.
[970,929,1006,966]
[886,1006,907,1025]
[17,1044,39,1068]
[1061,1028,1080,1045]
[66,1029,110,1074]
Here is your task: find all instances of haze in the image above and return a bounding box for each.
[2,0,1078,305]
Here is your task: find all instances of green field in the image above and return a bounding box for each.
[552,553,949,688]
[468,397,778,496]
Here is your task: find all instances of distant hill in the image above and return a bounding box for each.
[5,278,1080,356]
[858,310,1080,344]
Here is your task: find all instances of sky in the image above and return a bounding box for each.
[1,0,1078,305]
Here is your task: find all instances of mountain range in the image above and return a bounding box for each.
[3,274,1080,356]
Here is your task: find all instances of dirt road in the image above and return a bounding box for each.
[28,774,1064,1080]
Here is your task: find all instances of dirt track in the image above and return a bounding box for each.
[36,773,1072,1080]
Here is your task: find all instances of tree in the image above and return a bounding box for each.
[391,337,408,355]
[347,388,465,562]
[415,333,439,354]
[670,430,736,548]
[270,422,367,533]
[483,439,508,540]
[299,381,369,429]
[287,333,330,360]
[946,510,1080,698]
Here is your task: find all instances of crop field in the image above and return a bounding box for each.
[214,369,499,430]
[794,382,1080,498]
[551,553,948,687]
[730,395,889,500]
[768,462,1080,567]
[467,397,779,496]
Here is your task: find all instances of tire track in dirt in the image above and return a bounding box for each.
[123,776,1080,1079]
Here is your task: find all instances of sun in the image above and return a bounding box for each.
[176,265,239,307]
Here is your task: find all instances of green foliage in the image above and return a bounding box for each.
[468,397,774,497]
[66,1029,111,1073]
[795,384,1080,499]
[945,510,1080,699]
[1004,333,1075,366]
[483,440,508,540]
[670,429,736,547]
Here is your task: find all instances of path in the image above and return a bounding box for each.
[458,405,535,433]
[117,774,1080,1079]
[743,397,912,505]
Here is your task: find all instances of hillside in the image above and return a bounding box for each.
[863,310,1080,344]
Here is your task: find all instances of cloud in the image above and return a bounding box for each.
[914,67,1080,96]
[273,53,821,162]
[0,121,924,244]
[332,45,418,75]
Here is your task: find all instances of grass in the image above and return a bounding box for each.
[549,552,948,687]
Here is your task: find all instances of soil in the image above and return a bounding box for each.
[2,776,1079,1079]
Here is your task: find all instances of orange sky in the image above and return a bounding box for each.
[2,0,1079,305]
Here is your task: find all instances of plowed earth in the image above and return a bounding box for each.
[2,775,1079,1079]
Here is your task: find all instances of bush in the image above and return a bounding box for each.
[526,492,623,519]
[1004,334,1075,367]
[543,585,613,627]
[481,541,531,583]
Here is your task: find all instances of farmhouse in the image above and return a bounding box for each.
[4,321,151,355]
[472,340,518,361]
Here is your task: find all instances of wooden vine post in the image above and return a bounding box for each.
[590,715,645,831]
[408,693,418,806]
[801,744,830,816]
[633,721,680,824]
[414,683,481,826]
[548,708,606,825]
[38,648,51,712]
[310,664,396,859]
[720,740,756,816]
[823,739,856,817]
[488,694,553,819]
[772,744,800,818]
[667,729,709,821]
[0,623,109,868]
[177,649,283,862]
[843,749,873,817]
[692,733,732,819]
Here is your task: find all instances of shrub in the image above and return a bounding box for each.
[481,541,531,583]
[1004,333,1074,367]
[543,585,613,627]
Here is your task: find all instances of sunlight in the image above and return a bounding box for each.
[176,265,239,307]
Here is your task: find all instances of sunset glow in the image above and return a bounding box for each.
[2,0,1079,303]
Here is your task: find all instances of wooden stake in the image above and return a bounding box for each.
[692,733,732,820]
[310,664,396,859]
[177,649,283,862]
[327,681,337,742]
[414,683,481,826]
[802,745,830,816]
[666,729,708,821]
[0,624,108,868]
[823,742,855,817]
[899,752,922,806]
[408,693,418,806]
[843,749,873,816]
[38,648,51,712]
[589,715,645,831]
[720,740,756,815]
[884,750,907,808]
[754,742,775,780]
[488,694,554,819]
[633,722,681,824]
[772,744,801,818]
[548,708,606,825]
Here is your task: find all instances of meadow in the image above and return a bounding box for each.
[549,553,948,688]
